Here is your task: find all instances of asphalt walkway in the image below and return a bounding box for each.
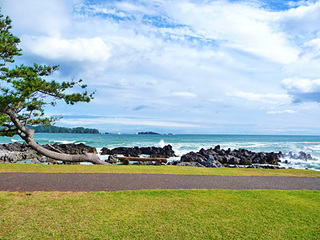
[0,173,319,192]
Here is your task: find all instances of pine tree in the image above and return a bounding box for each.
[0,11,105,164]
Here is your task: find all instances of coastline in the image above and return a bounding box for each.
[1,133,320,171]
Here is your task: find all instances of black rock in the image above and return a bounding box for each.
[0,142,39,163]
[43,143,98,155]
[100,148,111,155]
[179,145,284,168]
[100,145,176,158]
[0,142,98,164]
[107,155,118,164]
[283,151,313,161]
[204,155,223,168]
[180,151,207,164]
[176,162,205,167]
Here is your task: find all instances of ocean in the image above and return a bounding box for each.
[1,133,320,171]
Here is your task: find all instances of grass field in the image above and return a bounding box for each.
[1,164,319,239]
[1,190,319,239]
[1,163,320,177]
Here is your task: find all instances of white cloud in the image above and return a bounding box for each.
[165,1,299,64]
[60,117,201,128]
[282,78,320,93]
[22,36,111,62]
[301,38,320,59]
[172,92,197,98]
[279,1,320,35]
[282,78,320,102]
[228,91,291,104]
[267,110,297,114]
[1,0,72,37]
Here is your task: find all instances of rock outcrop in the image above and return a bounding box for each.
[280,151,314,161]
[43,143,98,155]
[100,145,176,158]
[0,142,39,163]
[168,145,284,168]
[0,142,98,163]
[107,155,118,164]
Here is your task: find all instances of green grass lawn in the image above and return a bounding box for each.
[0,190,319,239]
[1,163,320,177]
[1,164,319,239]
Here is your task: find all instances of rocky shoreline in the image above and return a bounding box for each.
[101,145,176,158]
[167,146,305,169]
[0,142,315,169]
[0,142,98,164]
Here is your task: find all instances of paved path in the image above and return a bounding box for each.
[1,173,319,192]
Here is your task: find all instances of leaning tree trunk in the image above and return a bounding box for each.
[6,109,107,165]
[27,138,106,164]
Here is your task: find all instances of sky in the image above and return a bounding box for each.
[1,0,320,134]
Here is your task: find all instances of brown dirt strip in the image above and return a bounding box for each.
[0,173,319,192]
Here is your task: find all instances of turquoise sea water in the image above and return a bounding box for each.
[1,133,320,170]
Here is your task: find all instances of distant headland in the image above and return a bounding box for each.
[138,131,160,135]
[29,125,100,134]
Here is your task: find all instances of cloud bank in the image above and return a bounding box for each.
[1,0,320,134]
[22,36,111,62]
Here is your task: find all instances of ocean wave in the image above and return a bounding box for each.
[169,143,206,156]
[306,144,320,151]
[11,139,24,143]
[49,140,76,144]
[221,142,270,149]
[280,157,320,171]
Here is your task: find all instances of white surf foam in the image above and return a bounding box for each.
[11,139,23,143]
[307,144,320,151]
[49,140,76,144]
[280,157,320,171]
[158,139,165,148]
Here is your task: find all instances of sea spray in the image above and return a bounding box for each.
[158,139,165,148]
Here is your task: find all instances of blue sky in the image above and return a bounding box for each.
[1,0,320,134]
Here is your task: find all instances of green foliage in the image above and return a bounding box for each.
[29,125,100,134]
[0,12,21,64]
[0,11,95,138]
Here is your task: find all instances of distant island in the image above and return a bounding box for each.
[138,131,160,135]
[29,125,100,134]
